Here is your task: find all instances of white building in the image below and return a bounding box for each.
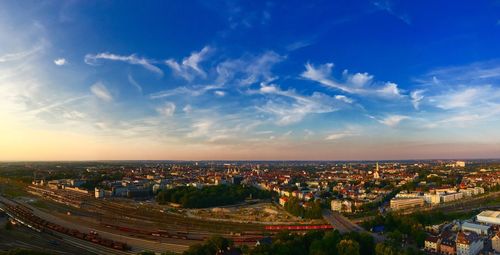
[461,222,490,236]
[441,192,463,203]
[331,200,352,213]
[390,197,424,210]
[456,231,483,255]
[459,187,484,197]
[424,193,437,204]
[94,188,104,198]
[476,210,500,225]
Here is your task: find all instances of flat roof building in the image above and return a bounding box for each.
[390,197,424,211]
[477,210,500,225]
[461,222,490,236]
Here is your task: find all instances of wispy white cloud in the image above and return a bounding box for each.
[187,119,214,138]
[84,52,163,76]
[216,51,285,86]
[156,102,176,117]
[334,95,354,104]
[0,44,43,63]
[325,131,358,141]
[28,95,90,115]
[127,74,143,93]
[165,46,212,81]
[255,83,351,125]
[415,61,500,128]
[54,58,67,66]
[377,82,402,98]
[183,104,193,114]
[149,84,222,99]
[372,0,411,25]
[214,90,226,97]
[286,39,314,51]
[301,62,404,98]
[432,87,492,110]
[373,114,409,127]
[90,82,113,102]
[410,90,425,110]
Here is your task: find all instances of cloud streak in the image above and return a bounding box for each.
[84,52,163,76]
[90,82,113,102]
[165,46,212,81]
[301,62,404,98]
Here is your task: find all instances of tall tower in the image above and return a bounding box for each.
[374,162,380,179]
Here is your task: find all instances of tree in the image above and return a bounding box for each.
[0,249,53,255]
[5,220,13,230]
[337,239,360,255]
[183,235,234,255]
[375,243,397,255]
[137,252,155,255]
[206,235,233,252]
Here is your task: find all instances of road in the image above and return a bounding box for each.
[322,209,363,233]
[322,209,385,242]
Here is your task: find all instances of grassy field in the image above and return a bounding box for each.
[0,177,29,198]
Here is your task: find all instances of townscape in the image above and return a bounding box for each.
[1,160,499,255]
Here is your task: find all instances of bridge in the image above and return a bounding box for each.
[322,209,385,242]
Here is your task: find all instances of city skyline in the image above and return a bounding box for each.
[1,1,500,160]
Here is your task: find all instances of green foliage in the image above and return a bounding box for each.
[183,235,235,255]
[283,197,322,219]
[375,242,423,255]
[337,239,360,255]
[486,183,500,192]
[0,249,54,255]
[248,230,374,255]
[5,220,13,230]
[363,210,476,249]
[156,185,272,208]
[137,251,155,255]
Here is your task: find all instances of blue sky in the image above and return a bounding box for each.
[1,0,500,160]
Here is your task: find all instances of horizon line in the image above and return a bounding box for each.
[1,157,499,163]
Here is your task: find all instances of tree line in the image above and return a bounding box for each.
[156,184,272,208]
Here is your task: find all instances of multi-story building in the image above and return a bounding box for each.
[389,197,424,210]
[441,192,464,203]
[476,210,500,225]
[461,222,490,236]
[331,200,352,213]
[424,236,440,253]
[456,231,483,255]
[440,239,456,255]
[492,231,500,253]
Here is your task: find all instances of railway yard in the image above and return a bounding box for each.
[1,184,330,254]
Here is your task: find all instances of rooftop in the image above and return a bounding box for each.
[462,222,490,231]
[478,210,500,219]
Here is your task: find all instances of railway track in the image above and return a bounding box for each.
[0,198,130,253]
[86,199,263,234]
